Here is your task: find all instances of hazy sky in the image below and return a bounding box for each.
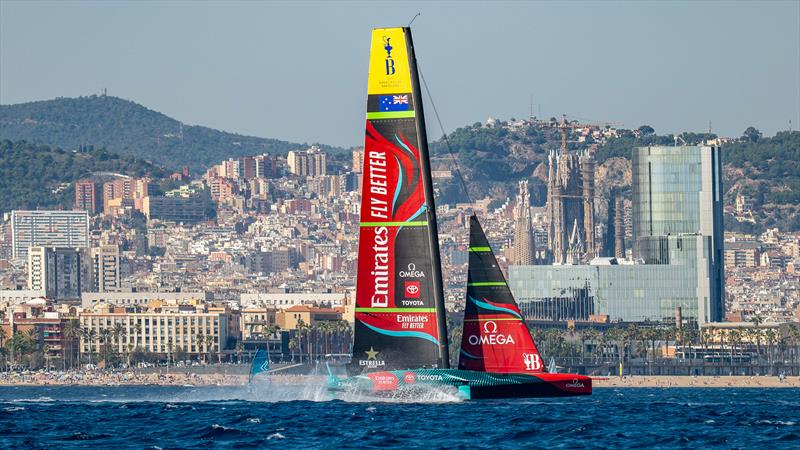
[1,1,798,147]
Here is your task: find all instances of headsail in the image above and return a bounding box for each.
[249,348,270,383]
[351,27,449,373]
[459,215,545,374]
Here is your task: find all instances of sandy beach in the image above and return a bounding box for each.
[593,375,800,388]
[1,370,798,388]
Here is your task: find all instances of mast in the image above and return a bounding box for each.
[404,27,450,368]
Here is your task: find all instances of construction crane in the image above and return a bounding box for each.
[531,115,623,154]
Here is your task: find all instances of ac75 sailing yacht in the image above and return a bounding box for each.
[327,27,591,399]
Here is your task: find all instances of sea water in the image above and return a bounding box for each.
[1,384,798,448]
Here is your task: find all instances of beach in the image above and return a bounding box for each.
[1,370,798,388]
[593,375,800,388]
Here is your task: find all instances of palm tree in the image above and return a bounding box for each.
[19,329,42,369]
[112,323,126,356]
[235,341,244,364]
[296,320,308,363]
[205,335,216,363]
[764,328,778,374]
[133,323,142,348]
[788,324,800,374]
[337,321,352,354]
[6,332,26,368]
[195,332,205,363]
[100,327,113,367]
[82,328,93,365]
[750,314,764,361]
[0,326,6,371]
[167,341,174,367]
[63,319,82,369]
[728,329,741,371]
[289,337,299,362]
[319,322,332,356]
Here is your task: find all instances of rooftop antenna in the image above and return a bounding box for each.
[707,120,712,134]
[408,13,420,27]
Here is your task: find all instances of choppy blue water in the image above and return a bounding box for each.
[1,384,798,449]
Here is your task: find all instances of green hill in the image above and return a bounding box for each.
[0,95,342,172]
[429,120,800,231]
[0,139,167,213]
[429,120,564,205]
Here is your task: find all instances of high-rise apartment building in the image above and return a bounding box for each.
[27,246,90,300]
[11,210,90,259]
[352,148,364,173]
[91,245,121,292]
[75,180,100,214]
[141,194,207,223]
[254,154,277,178]
[287,146,327,177]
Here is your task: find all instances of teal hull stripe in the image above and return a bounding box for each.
[361,321,440,346]
[468,295,522,319]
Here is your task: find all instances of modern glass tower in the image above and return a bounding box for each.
[632,145,725,322]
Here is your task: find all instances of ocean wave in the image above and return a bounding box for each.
[753,420,797,426]
[199,424,249,439]
[60,432,112,441]
[11,396,54,403]
[267,432,285,440]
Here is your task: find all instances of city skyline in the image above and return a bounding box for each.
[1,1,798,148]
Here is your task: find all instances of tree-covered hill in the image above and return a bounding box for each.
[429,119,800,231]
[429,120,564,205]
[0,140,168,213]
[0,95,342,173]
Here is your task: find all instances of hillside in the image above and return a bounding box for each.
[0,95,342,172]
[0,139,167,213]
[429,120,800,231]
[429,120,565,206]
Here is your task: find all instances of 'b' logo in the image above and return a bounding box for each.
[385,58,395,75]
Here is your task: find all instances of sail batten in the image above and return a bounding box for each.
[459,215,545,374]
[351,27,448,373]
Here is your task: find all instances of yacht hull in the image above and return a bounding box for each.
[328,368,591,400]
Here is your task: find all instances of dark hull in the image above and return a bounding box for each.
[328,368,592,400]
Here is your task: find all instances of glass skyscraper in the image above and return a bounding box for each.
[632,145,724,323]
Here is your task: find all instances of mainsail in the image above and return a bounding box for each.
[459,215,545,374]
[351,27,449,372]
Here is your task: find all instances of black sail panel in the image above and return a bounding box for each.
[350,27,448,373]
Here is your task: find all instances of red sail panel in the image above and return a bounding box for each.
[459,215,545,374]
